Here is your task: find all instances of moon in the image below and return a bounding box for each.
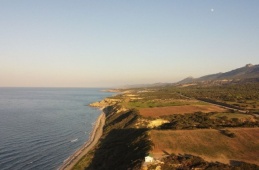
[211,8,214,12]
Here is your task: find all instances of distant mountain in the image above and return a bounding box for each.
[197,72,223,81]
[178,64,259,84]
[177,76,194,84]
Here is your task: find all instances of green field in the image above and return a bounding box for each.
[126,100,207,109]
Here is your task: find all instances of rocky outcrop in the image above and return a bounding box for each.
[89,98,121,108]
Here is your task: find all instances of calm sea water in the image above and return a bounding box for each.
[0,88,112,170]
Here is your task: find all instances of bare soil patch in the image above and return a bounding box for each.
[139,105,227,118]
[150,128,259,165]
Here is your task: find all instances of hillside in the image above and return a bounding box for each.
[178,64,259,84]
[150,128,259,165]
[73,81,259,170]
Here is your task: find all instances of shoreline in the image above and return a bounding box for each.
[58,111,106,170]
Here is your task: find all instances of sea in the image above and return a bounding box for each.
[0,88,113,170]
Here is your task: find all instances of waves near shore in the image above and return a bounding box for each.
[0,88,112,170]
[59,112,106,170]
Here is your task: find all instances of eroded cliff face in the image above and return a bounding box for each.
[90,98,128,116]
[86,105,152,170]
[89,98,121,108]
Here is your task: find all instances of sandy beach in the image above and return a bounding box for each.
[58,112,106,170]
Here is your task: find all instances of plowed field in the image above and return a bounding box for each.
[150,128,259,165]
[139,105,227,118]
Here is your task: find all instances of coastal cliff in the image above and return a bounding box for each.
[73,96,152,170]
[89,98,120,108]
[72,86,259,170]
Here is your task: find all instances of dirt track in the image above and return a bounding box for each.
[58,113,105,170]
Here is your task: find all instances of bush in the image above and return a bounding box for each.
[220,129,236,138]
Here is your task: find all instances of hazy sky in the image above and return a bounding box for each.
[1,1,258,87]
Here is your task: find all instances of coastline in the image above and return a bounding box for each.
[58,110,106,170]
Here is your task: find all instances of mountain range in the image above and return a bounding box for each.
[177,64,259,84]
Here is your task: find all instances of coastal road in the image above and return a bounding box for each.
[59,113,105,170]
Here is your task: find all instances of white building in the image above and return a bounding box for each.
[145,156,154,163]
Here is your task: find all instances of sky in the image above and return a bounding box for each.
[0,1,259,87]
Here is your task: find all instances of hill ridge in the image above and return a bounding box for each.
[178,64,259,84]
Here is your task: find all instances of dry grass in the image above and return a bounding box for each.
[139,105,227,118]
[210,112,254,121]
[147,119,169,128]
[150,128,259,165]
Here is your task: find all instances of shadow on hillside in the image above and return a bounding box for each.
[162,150,170,156]
[110,110,135,126]
[230,160,259,169]
[85,128,152,170]
[102,105,115,116]
[105,109,139,129]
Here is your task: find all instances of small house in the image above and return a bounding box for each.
[145,156,154,163]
